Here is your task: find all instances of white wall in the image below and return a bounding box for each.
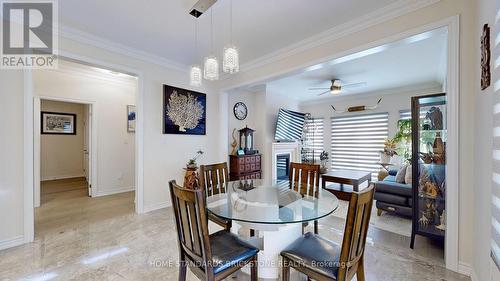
[34,67,136,196]
[474,0,500,280]
[0,70,24,248]
[40,100,85,181]
[227,89,260,154]
[299,85,442,167]
[216,0,477,269]
[226,85,300,179]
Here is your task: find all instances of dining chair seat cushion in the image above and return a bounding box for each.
[210,230,259,274]
[281,232,341,279]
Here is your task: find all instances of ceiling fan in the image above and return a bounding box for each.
[308,79,366,96]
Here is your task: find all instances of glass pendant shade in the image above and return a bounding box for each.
[203,55,219,80]
[189,65,202,87]
[223,45,239,74]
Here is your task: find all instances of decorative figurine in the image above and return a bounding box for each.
[419,213,429,226]
[422,181,439,198]
[435,211,446,231]
[230,128,238,155]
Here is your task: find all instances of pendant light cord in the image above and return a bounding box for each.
[230,0,233,44]
[210,9,214,54]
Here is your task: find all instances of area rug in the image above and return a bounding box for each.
[330,199,412,237]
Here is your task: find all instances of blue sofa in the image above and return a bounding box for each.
[374,170,412,217]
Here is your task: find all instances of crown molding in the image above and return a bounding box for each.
[58,25,189,73]
[236,0,441,74]
[53,0,439,79]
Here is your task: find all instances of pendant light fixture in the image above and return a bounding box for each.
[204,9,219,80]
[189,19,202,87]
[223,0,239,74]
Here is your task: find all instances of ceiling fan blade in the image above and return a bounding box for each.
[308,87,330,90]
[343,82,367,88]
[317,90,331,96]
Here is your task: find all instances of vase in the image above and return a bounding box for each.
[183,167,199,189]
[379,152,390,164]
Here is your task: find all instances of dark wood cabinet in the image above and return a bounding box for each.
[229,154,262,181]
[410,93,447,249]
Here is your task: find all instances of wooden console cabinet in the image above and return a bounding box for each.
[229,154,262,180]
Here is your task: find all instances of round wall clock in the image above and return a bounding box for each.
[233,102,248,120]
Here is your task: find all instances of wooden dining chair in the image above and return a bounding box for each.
[199,163,232,231]
[289,162,321,234]
[169,180,259,281]
[281,185,375,281]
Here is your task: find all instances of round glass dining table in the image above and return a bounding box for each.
[206,179,339,279]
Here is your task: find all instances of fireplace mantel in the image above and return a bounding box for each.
[271,142,300,179]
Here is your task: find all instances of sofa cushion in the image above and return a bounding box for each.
[383,175,396,182]
[405,165,412,185]
[388,169,398,176]
[374,192,409,206]
[375,181,412,197]
[395,165,407,183]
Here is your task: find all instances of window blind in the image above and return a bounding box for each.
[493,93,500,269]
[331,112,389,179]
[400,109,426,120]
[304,118,324,161]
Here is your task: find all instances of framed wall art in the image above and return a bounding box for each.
[41,111,76,135]
[163,84,206,135]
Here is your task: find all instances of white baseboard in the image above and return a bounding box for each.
[94,187,135,197]
[458,261,472,277]
[143,201,171,213]
[0,236,24,251]
[41,174,85,181]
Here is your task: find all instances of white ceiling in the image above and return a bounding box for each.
[59,0,400,67]
[265,27,448,102]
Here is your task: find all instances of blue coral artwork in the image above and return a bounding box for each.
[163,84,206,135]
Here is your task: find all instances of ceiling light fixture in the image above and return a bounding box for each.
[223,0,239,74]
[190,19,202,86]
[204,9,219,80]
[330,79,342,94]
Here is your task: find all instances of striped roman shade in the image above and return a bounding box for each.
[304,118,324,161]
[493,88,500,268]
[274,108,306,141]
[331,112,389,179]
[400,109,426,120]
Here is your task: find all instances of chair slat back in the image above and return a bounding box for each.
[337,185,375,281]
[289,162,320,197]
[200,163,229,196]
[169,181,211,267]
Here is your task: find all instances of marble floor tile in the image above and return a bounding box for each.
[0,178,469,281]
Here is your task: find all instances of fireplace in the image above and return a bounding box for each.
[276,153,290,180]
[271,142,300,180]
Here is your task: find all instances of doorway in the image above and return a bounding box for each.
[32,59,139,236]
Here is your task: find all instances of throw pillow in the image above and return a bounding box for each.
[395,165,407,183]
[405,165,412,185]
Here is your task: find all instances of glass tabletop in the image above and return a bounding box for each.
[206,179,339,225]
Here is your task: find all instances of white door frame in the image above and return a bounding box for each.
[34,96,98,207]
[24,51,145,244]
[219,16,460,273]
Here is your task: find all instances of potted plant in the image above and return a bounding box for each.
[184,150,204,189]
[186,150,204,170]
[319,151,329,174]
[393,119,412,162]
[380,138,397,164]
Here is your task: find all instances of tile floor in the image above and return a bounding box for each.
[0,178,469,281]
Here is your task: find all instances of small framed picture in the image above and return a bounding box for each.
[41,111,76,135]
[127,105,136,132]
[237,149,245,156]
